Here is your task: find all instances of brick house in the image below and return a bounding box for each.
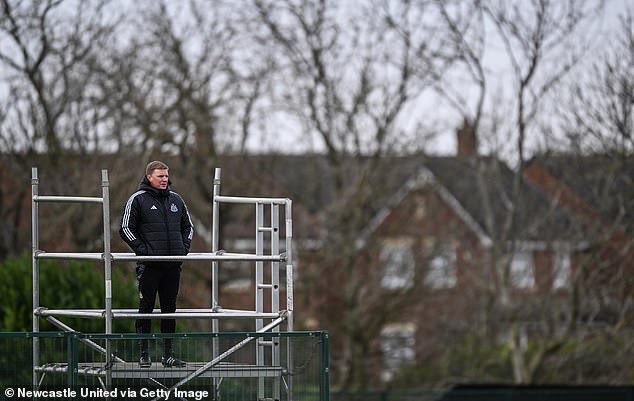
[351,148,634,382]
[348,152,588,381]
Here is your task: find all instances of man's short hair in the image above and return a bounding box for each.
[146,161,169,176]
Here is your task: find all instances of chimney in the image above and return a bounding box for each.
[456,118,477,158]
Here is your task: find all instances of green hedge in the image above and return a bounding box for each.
[0,253,138,333]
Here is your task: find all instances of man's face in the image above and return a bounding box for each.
[147,169,169,190]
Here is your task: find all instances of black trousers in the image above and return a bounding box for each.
[135,263,181,336]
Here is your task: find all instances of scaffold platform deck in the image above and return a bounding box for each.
[35,361,285,379]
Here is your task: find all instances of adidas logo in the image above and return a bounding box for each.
[150,205,157,210]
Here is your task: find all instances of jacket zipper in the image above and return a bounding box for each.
[162,196,172,255]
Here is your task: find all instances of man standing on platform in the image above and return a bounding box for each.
[120,160,194,368]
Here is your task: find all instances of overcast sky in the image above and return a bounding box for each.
[0,0,630,159]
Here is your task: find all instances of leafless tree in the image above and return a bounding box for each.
[0,0,122,256]
[559,8,633,154]
[95,0,269,231]
[543,7,634,383]
[251,0,461,387]
[433,0,606,383]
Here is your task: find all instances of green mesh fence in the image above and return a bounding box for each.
[330,387,634,401]
[0,331,329,401]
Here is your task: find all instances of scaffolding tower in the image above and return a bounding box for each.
[31,167,295,400]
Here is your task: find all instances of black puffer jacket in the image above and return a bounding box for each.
[119,177,194,265]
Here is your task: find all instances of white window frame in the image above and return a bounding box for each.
[380,323,416,382]
[510,251,535,289]
[425,249,457,289]
[380,241,415,290]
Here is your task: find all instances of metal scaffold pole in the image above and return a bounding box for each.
[211,167,221,399]
[101,169,113,388]
[255,201,265,399]
[271,203,281,401]
[31,167,40,388]
[211,168,221,315]
[286,199,294,400]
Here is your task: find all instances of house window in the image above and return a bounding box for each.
[380,242,415,290]
[425,249,457,289]
[510,251,535,289]
[553,251,571,289]
[380,323,416,382]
